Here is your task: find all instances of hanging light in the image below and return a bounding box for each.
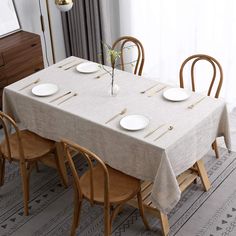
[55,0,73,12]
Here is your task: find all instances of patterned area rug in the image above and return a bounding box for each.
[0,148,235,236]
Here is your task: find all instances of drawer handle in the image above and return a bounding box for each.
[31,43,37,47]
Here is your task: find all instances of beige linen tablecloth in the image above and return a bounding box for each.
[3,56,231,214]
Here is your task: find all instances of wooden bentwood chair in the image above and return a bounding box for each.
[179,54,223,159]
[62,139,150,236]
[0,112,67,216]
[112,36,145,76]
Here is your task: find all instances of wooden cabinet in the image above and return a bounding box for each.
[0,31,44,108]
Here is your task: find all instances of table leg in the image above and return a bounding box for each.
[128,181,170,236]
[127,157,211,235]
[195,159,211,191]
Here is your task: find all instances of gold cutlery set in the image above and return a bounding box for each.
[144,124,166,138]
[187,97,206,109]
[57,59,83,70]
[105,108,127,124]
[19,78,40,91]
[49,91,78,105]
[58,93,78,105]
[140,83,159,94]
[95,71,111,79]
[154,126,174,141]
[147,85,168,97]
[57,60,75,68]
[140,83,168,97]
[144,124,174,141]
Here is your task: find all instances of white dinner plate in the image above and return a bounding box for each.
[163,88,190,102]
[32,83,59,97]
[76,62,100,74]
[120,115,149,131]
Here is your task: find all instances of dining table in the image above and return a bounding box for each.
[2,56,231,235]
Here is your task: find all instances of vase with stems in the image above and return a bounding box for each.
[101,43,121,96]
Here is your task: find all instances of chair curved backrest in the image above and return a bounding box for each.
[0,111,25,162]
[179,54,223,98]
[112,36,145,76]
[61,138,110,209]
[62,138,110,235]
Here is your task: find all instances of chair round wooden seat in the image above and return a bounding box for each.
[0,130,55,160]
[0,112,68,216]
[62,138,150,236]
[80,165,141,204]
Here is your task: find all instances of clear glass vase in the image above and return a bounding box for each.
[109,83,120,97]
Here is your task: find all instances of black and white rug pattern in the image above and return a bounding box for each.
[0,148,235,236]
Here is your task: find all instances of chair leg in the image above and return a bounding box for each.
[19,161,29,216]
[137,190,150,230]
[110,204,123,227]
[104,203,111,236]
[35,161,40,172]
[212,140,220,159]
[70,194,82,236]
[0,158,5,186]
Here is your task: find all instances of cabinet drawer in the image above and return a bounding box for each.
[5,57,43,78]
[0,78,7,88]
[2,37,41,64]
[0,88,3,109]
[0,54,4,67]
[4,44,43,68]
[0,66,5,81]
[7,62,43,85]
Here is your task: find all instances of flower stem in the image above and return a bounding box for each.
[111,67,115,95]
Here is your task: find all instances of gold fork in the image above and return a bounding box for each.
[105,108,127,124]
[19,78,40,91]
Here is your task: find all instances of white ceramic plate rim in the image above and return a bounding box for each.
[163,88,190,101]
[32,83,59,97]
[76,62,100,74]
[120,114,150,131]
